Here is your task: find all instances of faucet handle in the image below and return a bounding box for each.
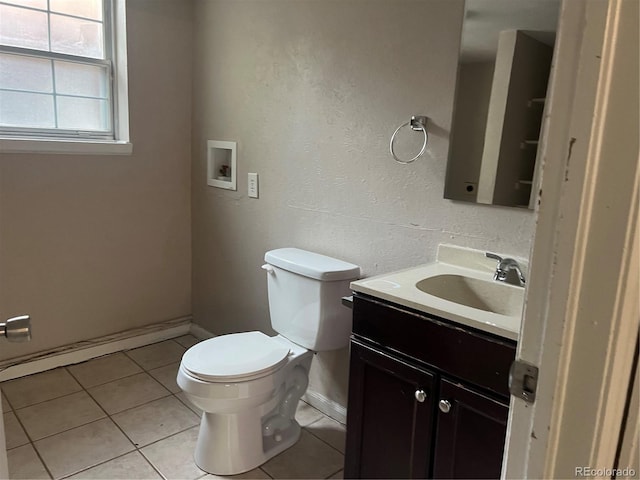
[486,253,506,283]
[485,252,503,262]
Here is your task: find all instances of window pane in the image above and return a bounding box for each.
[54,61,108,98]
[50,0,103,21]
[1,0,47,10]
[0,4,49,51]
[57,96,109,131]
[50,14,104,59]
[0,53,53,93]
[0,91,55,128]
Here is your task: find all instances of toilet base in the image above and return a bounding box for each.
[194,409,302,475]
[181,339,314,475]
[192,363,311,475]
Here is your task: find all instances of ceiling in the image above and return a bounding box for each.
[460,0,561,62]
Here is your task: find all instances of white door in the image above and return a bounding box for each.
[503,0,639,477]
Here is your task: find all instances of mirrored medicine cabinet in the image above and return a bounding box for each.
[444,0,560,208]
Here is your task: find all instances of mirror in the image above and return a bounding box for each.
[444,0,560,208]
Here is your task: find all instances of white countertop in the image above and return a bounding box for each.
[350,245,526,341]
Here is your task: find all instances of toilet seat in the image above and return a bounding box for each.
[182,331,291,383]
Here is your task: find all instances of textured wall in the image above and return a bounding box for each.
[191,0,536,408]
[0,0,193,361]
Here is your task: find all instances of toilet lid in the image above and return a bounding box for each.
[181,331,291,382]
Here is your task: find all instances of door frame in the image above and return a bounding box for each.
[0,409,6,479]
[503,0,639,478]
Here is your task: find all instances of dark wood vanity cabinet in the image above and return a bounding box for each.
[432,379,509,479]
[344,294,516,479]
[345,340,436,479]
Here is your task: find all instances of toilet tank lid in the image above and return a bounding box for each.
[265,248,360,281]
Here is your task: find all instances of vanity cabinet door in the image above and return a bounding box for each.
[344,340,436,479]
[432,378,509,479]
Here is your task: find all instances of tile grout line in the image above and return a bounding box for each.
[1,391,15,413]
[37,415,137,479]
[136,424,205,480]
[2,339,193,480]
[66,367,173,421]
[136,423,200,451]
[2,411,29,451]
[121,337,187,372]
[301,426,346,460]
[61,364,169,477]
[324,467,344,479]
[56,449,162,480]
[2,376,60,478]
[3,335,346,479]
[173,334,200,350]
[2,378,84,412]
[302,416,347,457]
[67,365,143,390]
[6,400,55,479]
[74,384,189,479]
[11,388,91,416]
[173,391,201,415]
[75,340,192,480]
[66,364,172,479]
[71,343,198,478]
[259,466,275,479]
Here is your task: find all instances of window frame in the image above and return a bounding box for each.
[0,0,131,155]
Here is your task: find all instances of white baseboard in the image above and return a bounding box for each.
[0,317,192,382]
[0,319,350,426]
[188,323,216,340]
[302,389,347,425]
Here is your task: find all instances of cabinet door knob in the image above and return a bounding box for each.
[414,389,427,403]
[439,399,452,413]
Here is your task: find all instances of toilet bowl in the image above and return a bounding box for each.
[177,248,360,475]
[177,332,312,475]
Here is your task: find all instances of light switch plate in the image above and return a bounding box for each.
[248,173,259,198]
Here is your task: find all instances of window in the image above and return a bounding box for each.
[0,0,130,154]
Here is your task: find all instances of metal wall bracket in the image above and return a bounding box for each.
[509,360,539,403]
[410,115,428,131]
[341,295,354,309]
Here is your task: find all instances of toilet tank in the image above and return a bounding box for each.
[264,248,360,351]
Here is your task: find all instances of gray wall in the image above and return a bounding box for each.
[191,0,536,408]
[0,0,193,361]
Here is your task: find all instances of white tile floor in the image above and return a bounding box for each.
[2,335,346,480]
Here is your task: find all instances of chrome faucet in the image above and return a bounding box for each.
[485,253,526,287]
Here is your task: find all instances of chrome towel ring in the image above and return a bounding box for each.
[389,115,429,164]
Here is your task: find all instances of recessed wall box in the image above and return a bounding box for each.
[207,140,237,190]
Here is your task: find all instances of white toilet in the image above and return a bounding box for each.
[176,248,360,475]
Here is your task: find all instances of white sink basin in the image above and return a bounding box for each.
[415,274,524,317]
[350,245,527,340]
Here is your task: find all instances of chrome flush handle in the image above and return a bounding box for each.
[261,264,275,275]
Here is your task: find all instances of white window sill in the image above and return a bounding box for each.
[0,138,133,156]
